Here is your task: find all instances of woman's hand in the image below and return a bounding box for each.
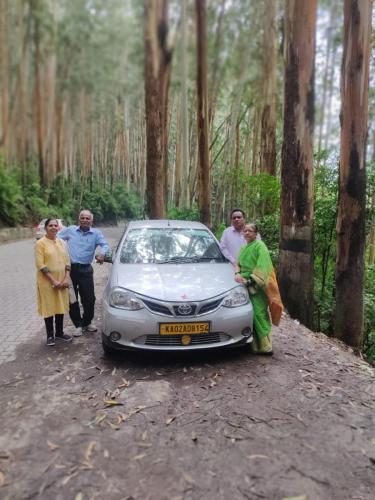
[235,274,246,284]
[59,278,70,288]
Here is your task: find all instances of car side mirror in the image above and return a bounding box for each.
[103,250,113,263]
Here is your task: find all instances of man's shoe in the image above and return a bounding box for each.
[83,324,97,333]
[46,336,55,346]
[73,327,83,337]
[55,332,73,342]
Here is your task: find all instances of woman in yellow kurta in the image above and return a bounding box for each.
[35,218,72,346]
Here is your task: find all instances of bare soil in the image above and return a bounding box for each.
[0,278,374,500]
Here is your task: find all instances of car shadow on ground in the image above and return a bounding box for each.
[99,343,256,370]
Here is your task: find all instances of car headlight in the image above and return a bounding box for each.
[222,287,249,308]
[109,288,144,310]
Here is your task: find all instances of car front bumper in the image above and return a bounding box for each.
[101,301,253,352]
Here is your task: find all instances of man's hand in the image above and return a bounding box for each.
[95,254,105,265]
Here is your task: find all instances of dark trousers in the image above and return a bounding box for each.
[44,314,64,336]
[69,264,95,328]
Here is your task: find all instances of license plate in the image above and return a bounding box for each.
[159,322,210,335]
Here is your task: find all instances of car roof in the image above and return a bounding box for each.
[127,220,209,230]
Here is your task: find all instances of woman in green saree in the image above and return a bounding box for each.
[234,223,283,354]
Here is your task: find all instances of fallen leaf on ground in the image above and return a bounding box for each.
[47,440,60,450]
[166,416,175,425]
[83,441,97,463]
[104,400,123,407]
[75,493,83,500]
[247,454,269,460]
[118,378,130,389]
[132,453,147,461]
[95,414,107,425]
[282,496,306,500]
[61,468,78,486]
[0,471,5,487]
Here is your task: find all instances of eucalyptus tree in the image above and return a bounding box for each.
[278,0,317,329]
[334,0,372,347]
[195,0,210,226]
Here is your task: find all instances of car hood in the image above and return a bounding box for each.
[113,263,238,301]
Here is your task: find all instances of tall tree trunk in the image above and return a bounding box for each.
[208,0,226,128]
[278,0,317,329]
[144,0,165,219]
[260,0,277,175]
[0,0,9,156]
[32,0,46,185]
[180,0,190,208]
[158,0,173,211]
[334,0,372,347]
[317,20,333,152]
[195,0,210,226]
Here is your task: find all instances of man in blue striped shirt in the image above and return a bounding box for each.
[59,210,110,337]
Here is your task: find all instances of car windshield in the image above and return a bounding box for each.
[120,228,225,264]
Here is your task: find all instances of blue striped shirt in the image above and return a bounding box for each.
[58,226,110,264]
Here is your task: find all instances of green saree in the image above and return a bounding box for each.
[238,240,274,353]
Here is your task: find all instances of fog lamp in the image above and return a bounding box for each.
[110,331,121,341]
[241,327,252,338]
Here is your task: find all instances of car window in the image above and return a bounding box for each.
[120,228,225,264]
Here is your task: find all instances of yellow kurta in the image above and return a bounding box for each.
[35,237,70,317]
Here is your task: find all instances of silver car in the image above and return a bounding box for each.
[101,220,253,354]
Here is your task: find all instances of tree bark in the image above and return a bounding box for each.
[180,0,190,208]
[196,0,211,226]
[278,0,317,329]
[334,0,372,347]
[260,0,277,175]
[143,0,166,218]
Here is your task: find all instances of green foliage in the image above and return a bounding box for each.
[215,222,226,241]
[313,153,339,333]
[0,161,143,227]
[167,206,200,222]
[313,152,375,353]
[245,173,280,218]
[0,160,26,226]
[364,264,375,362]
[256,213,280,263]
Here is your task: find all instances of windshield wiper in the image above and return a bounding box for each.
[195,256,223,262]
[158,256,198,264]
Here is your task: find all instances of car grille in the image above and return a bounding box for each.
[141,332,224,346]
[142,297,224,317]
[198,298,223,315]
[142,299,173,316]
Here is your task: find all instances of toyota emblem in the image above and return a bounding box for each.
[178,304,192,315]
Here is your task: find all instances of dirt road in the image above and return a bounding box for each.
[0,269,374,500]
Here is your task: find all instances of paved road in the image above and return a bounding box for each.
[0,226,122,365]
